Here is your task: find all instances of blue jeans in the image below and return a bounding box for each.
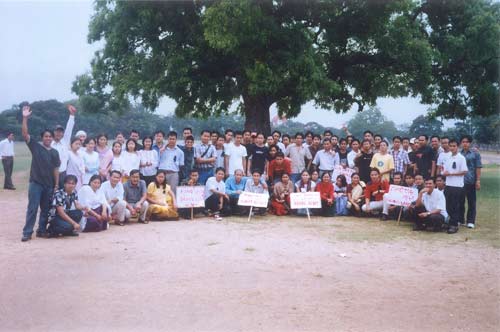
[198,168,214,185]
[48,210,83,236]
[23,182,53,237]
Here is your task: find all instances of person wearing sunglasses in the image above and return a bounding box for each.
[442,139,468,234]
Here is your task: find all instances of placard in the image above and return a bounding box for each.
[176,186,206,208]
[332,165,354,184]
[384,185,418,207]
[290,192,321,209]
[237,192,269,208]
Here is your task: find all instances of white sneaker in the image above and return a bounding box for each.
[213,214,222,221]
[467,223,475,229]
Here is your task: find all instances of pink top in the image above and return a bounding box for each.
[96,146,113,176]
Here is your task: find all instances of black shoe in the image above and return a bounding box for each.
[4,187,16,190]
[36,232,50,239]
[68,231,79,237]
[21,235,31,242]
[413,224,424,231]
[380,214,389,221]
[447,226,459,234]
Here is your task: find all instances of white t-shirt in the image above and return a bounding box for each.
[225,144,247,174]
[422,189,448,219]
[442,153,468,187]
[204,176,226,200]
[437,151,452,170]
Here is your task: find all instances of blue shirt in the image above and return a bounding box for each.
[225,176,249,196]
[158,146,184,172]
[461,149,482,184]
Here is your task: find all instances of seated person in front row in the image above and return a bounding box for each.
[204,167,231,221]
[294,170,316,215]
[334,174,349,216]
[78,174,110,232]
[411,178,448,232]
[47,175,86,237]
[271,173,294,216]
[243,170,269,215]
[347,172,365,215]
[315,172,334,217]
[123,169,149,223]
[380,172,404,220]
[146,170,179,221]
[178,169,205,219]
[225,169,247,215]
[101,170,128,226]
[362,168,389,217]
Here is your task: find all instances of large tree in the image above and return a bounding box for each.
[73,0,499,134]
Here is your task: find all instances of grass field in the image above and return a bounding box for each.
[3,142,500,246]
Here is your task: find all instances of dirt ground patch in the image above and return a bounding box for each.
[0,172,499,332]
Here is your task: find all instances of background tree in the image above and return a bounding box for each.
[73,0,499,134]
[408,115,443,138]
[346,108,401,140]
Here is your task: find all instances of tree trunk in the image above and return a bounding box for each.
[242,94,273,135]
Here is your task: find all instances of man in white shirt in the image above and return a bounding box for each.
[347,138,360,169]
[100,170,128,225]
[51,105,77,188]
[436,136,451,175]
[0,132,15,189]
[442,139,468,234]
[285,133,312,183]
[412,178,448,232]
[311,138,339,177]
[225,131,247,177]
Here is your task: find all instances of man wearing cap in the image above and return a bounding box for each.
[52,105,77,189]
[0,132,16,190]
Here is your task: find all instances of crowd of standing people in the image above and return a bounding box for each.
[0,105,482,242]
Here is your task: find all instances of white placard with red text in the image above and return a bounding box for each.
[384,185,418,207]
[290,192,321,209]
[176,186,206,208]
[238,192,269,208]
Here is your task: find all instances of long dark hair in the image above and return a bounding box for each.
[154,170,166,189]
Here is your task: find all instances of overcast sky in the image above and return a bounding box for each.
[0,0,436,129]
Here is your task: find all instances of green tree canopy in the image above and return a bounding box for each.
[346,108,401,140]
[73,0,499,135]
[408,114,443,138]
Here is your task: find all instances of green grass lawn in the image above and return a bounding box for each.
[3,143,500,247]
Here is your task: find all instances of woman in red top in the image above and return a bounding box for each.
[315,172,335,216]
[361,168,390,216]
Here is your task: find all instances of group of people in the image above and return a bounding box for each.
[8,104,482,242]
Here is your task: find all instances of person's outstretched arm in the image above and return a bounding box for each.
[22,105,32,143]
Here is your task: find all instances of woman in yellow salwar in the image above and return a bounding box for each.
[146,170,179,220]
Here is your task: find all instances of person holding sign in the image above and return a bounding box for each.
[362,168,390,216]
[412,178,448,232]
[178,169,204,220]
[146,170,179,221]
[315,172,335,217]
[204,167,230,221]
[243,170,269,215]
[225,169,248,215]
[271,173,294,216]
[294,170,316,215]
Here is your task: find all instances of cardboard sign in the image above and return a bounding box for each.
[290,192,321,209]
[332,165,354,184]
[176,186,206,208]
[385,185,418,207]
[238,192,269,208]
